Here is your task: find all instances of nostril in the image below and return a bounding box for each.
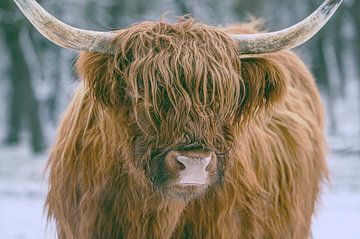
[174,158,186,170]
[205,158,216,172]
[164,152,187,171]
[202,157,213,171]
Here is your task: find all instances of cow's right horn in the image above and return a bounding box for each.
[233,0,343,55]
[13,0,117,53]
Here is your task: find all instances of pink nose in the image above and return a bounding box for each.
[165,150,216,185]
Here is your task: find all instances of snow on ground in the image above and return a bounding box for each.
[0,146,55,239]
[0,145,359,239]
[312,152,360,239]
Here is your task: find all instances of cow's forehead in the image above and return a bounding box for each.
[111,19,240,55]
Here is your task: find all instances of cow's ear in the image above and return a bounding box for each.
[76,52,125,109]
[239,57,287,117]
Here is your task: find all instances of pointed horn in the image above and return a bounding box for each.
[233,0,343,55]
[13,0,117,53]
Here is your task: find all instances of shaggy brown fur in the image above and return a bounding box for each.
[46,18,327,239]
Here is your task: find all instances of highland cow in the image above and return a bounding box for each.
[14,0,342,238]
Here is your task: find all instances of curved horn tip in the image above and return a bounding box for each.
[13,0,116,53]
[234,0,343,55]
[328,0,343,5]
[323,0,343,13]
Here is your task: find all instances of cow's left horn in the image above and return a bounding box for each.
[234,0,343,55]
[13,0,117,53]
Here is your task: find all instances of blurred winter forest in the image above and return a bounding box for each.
[0,0,359,153]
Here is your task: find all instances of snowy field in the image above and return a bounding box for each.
[0,144,359,239]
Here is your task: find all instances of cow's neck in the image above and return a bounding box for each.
[112,191,185,238]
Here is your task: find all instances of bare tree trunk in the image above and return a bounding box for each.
[307,0,338,135]
[348,0,360,132]
[3,37,23,145]
[311,31,337,135]
[332,6,346,98]
[2,1,45,153]
[46,49,61,123]
[350,2,360,77]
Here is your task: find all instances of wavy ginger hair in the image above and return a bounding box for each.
[46,18,327,239]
